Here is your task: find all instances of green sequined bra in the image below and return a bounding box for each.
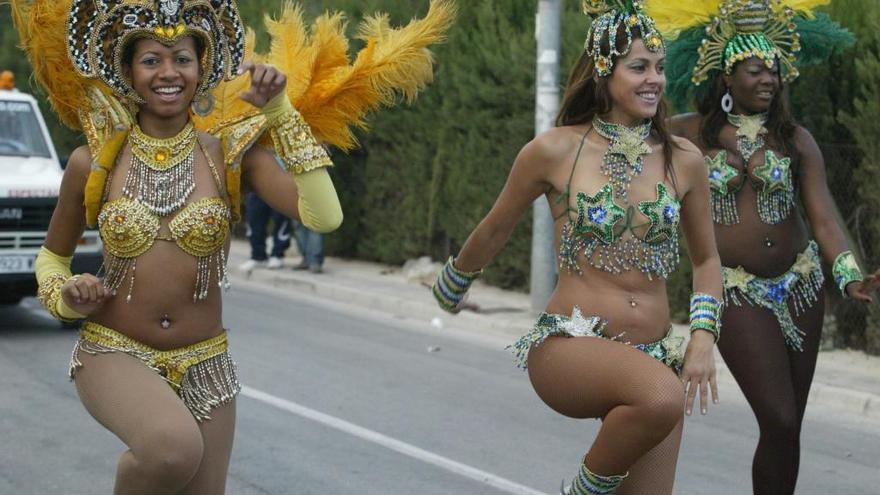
[556,126,681,280]
[707,113,796,225]
[706,149,794,225]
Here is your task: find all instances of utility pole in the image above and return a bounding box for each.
[530,0,560,311]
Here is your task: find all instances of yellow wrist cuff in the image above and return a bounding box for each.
[35,247,86,322]
[262,95,333,175]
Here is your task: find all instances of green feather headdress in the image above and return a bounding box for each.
[649,0,854,110]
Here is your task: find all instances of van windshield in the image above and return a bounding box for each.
[0,100,51,158]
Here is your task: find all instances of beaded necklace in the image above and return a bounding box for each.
[592,116,652,203]
[123,122,197,216]
[727,112,768,164]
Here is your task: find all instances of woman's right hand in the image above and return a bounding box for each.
[61,274,111,316]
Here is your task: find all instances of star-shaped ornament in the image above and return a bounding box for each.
[752,150,792,194]
[559,307,605,338]
[610,129,652,168]
[638,183,680,243]
[728,113,768,142]
[705,150,740,194]
[574,184,626,244]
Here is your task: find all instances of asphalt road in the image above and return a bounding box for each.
[1,280,878,494]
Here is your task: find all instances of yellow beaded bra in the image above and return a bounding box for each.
[98,123,231,302]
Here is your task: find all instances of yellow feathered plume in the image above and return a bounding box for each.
[200,0,456,151]
[647,0,831,39]
[191,28,261,131]
[9,0,90,129]
[645,0,719,39]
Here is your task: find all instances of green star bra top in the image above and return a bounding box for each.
[556,128,681,280]
[706,149,795,225]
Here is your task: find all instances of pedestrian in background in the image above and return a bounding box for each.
[240,191,292,272]
[292,219,325,273]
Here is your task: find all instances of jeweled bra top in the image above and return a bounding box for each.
[557,123,681,279]
[706,113,795,225]
[97,122,231,302]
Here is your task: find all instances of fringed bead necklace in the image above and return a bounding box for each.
[592,116,652,203]
[123,122,196,216]
[727,112,768,165]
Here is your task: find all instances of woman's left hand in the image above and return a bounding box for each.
[846,269,880,302]
[682,330,718,416]
[238,61,288,108]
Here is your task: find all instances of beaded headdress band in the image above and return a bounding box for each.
[583,0,665,77]
[67,0,245,103]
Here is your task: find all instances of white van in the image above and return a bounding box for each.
[0,79,102,307]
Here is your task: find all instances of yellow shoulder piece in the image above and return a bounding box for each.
[79,88,133,227]
[210,112,269,222]
[210,111,269,169]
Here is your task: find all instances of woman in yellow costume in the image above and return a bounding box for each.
[13,0,454,493]
[651,1,880,493]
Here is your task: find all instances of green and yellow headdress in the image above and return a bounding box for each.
[583,0,665,76]
[648,0,854,109]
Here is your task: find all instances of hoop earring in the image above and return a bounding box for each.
[191,92,215,117]
[721,89,734,113]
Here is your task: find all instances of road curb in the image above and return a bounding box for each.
[229,251,880,421]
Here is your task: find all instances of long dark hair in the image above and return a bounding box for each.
[556,45,680,192]
[697,67,799,162]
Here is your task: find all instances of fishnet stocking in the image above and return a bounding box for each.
[616,418,683,495]
[717,290,823,495]
[74,350,235,495]
[528,335,685,489]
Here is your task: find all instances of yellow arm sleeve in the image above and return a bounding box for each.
[261,93,342,233]
[35,246,86,321]
[294,168,343,233]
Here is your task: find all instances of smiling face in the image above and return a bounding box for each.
[724,57,780,114]
[605,38,665,123]
[125,37,201,120]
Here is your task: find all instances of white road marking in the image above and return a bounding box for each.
[241,386,548,495]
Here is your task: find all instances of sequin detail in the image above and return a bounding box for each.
[722,241,824,351]
[509,306,684,372]
[592,117,652,202]
[751,150,795,224]
[705,148,795,225]
[705,150,742,225]
[558,183,680,279]
[98,197,230,302]
[728,112,768,164]
[69,322,240,422]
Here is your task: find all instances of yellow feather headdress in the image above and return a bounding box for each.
[195,0,456,152]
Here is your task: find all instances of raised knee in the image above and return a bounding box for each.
[644,377,685,431]
[131,428,204,486]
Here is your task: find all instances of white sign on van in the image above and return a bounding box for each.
[0,101,32,113]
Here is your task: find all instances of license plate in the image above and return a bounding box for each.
[0,255,35,274]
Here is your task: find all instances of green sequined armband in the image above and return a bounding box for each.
[432,257,481,312]
[690,293,722,342]
[833,251,863,297]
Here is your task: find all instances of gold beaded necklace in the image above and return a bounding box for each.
[123,122,197,216]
